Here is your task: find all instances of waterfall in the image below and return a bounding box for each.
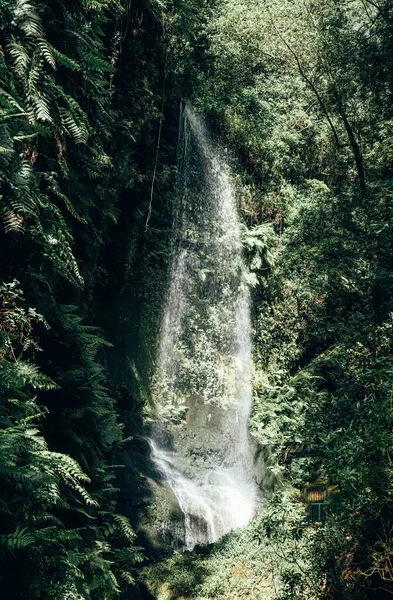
[150,104,257,551]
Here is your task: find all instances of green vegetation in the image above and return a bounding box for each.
[2,0,393,598]
[0,0,212,596]
[190,0,393,597]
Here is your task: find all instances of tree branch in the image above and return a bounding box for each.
[272,22,342,150]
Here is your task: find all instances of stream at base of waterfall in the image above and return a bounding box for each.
[149,104,259,551]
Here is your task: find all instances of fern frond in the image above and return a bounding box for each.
[13,132,37,141]
[15,159,34,187]
[31,94,52,124]
[37,39,56,70]
[43,173,87,223]
[0,111,27,120]
[53,49,80,71]
[83,53,113,73]
[44,229,84,287]
[119,570,135,585]
[59,108,88,144]
[0,526,34,549]
[7,40,30,76]
[0,88,25,113]
[1,206,25,232]
[112,514,136,543]
[36,527,82,543]
[14,0,43,38]
[0,360,58,390]
[93,540,111,555]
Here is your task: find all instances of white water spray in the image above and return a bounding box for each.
[150,105,257,550]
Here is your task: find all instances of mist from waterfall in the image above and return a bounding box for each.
[150,104,258,551]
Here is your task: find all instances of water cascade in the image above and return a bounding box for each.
[150,105,258,551]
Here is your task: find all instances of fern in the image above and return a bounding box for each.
[32,95,52,123]
[112,514,136,543]
[1,206,25,232]
[0,526,35,549]
[83,53,114,73]
[13,132,37,141]
[59,107,88,144]
[53,49,80,72]
[13,0,43,38]
[37,39,56,70]
[43,173,88,223]
[0,0,155,594]
[119,570,135,585]
[34,526,82,544]
[7,40,30,76]
[0,88,25,113]
[44,229,84,287]
[0,360,58,390]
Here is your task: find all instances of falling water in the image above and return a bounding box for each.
[150,104,257,551]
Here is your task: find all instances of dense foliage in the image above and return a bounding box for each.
[0,0,213,597]
[191,0,393,598]
[3,0,393,598]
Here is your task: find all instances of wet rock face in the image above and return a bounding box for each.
[147,106,259,551]
[112,435,185,556]
[152,395,244,474]
[148,402,259,551]
[185,394,223,428]
[138,396,267,554]
[148,479,186,551]
[174,396,238,470]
